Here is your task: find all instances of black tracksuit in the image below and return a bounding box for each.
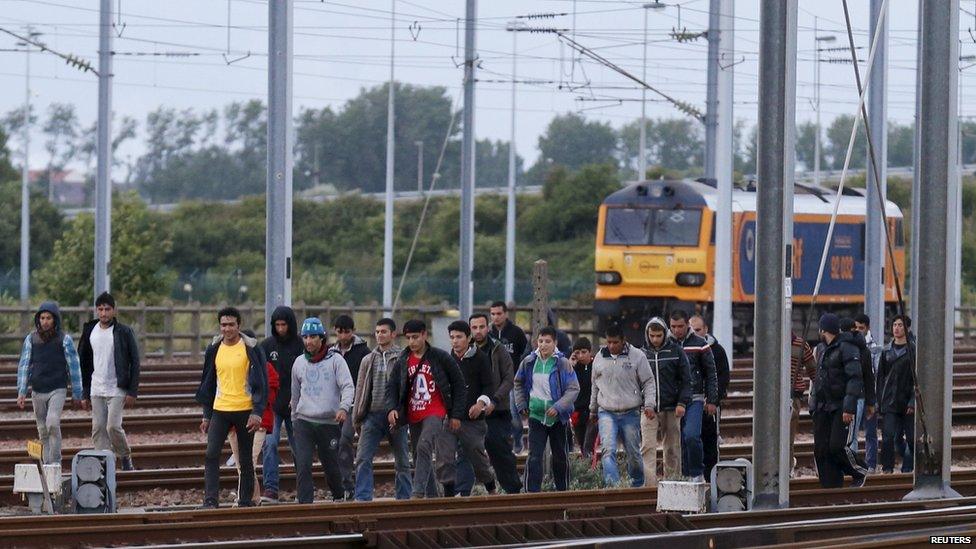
[701,336,730,479]
[571,358,598,457]
[811,331,867,488]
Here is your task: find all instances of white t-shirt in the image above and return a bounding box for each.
[90,324,125,398]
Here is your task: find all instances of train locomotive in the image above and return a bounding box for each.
[593,178,906,350]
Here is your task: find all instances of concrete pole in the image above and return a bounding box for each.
[505,26,517,305]
[20,32,31,302]
[459,0,476,319]
[703,0,719,181]
[910,6,922,318]
[752,0,796,510]
[638,6,648,180]
[383,0,396,314]
[865,0,887,334]
[94,0,113,299]
[266,0,293,328]
[712,0,734,358]
[415,141,423,193]
[905,0,961,501]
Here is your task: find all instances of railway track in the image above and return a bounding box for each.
[5,401,976,441]
[3,475,976,547]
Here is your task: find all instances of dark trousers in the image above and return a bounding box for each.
[204,410,254,506]
[525,418,569,492]
[572,411,598,458]
[813,409,867,488]
[457,411,522,495]
[702,405,720,480]
[881,412,915,473]
[293,419,344,503]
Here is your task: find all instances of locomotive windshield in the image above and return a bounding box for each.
[604,207,702,246]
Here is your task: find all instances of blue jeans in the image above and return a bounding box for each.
[261,412,294,495]
[681,400,705,477]
[354,411,412,501]
[597,409,644,487]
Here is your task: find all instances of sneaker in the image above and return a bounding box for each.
[260,490,278,504]
[225,455,236,467]
[236,501,256,508]
[200,500,218,509]
[120,456,135,471]
[851,474,866,488]
[867,467,877,474]
[691,475,705,483]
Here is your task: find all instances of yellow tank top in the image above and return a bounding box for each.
[213,340,252,412]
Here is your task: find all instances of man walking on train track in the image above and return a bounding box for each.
[811,313,868,488]
[196,307,268,508]
[590,324,655,487]
[79,292,141,471]
[386,319,467,498]
[17,301,84,465]
[669,309,717,483]
[291,316,354,503]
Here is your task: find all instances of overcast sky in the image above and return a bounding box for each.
[1,0,974,177]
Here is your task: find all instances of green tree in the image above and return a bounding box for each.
[36,193,172,305]
[521,163,621,244]
[795,121,827,172]
[535,113,618,173]
[826,114,867,170]
[41,103,79,196]
[887,121,914,168]
[0,126,17,183]
[0,181,64,274]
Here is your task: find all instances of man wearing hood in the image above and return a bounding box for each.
[590,324,656,488]
[78,292,140,471]
[641,317,691,485]
[17,301,84,465]
[291,317,354,503]
[352,318,412,501]
[258,306,303,502]
[195,307,268,508]
[331,314,370,500]
[811,313,867,488]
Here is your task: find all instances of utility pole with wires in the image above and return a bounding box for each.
[265,0,294,330]
[383,0,396,315]
[504,20,522,305]
[864,0,887,342]
[905,0,962,502]
[752,0,797,511]
[95,0,113,300]
[18,26,40,303]
[813,18,835,190]
[707,0,735,361]
[459,0,477,319]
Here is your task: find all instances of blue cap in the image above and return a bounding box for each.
[819,313,840,335]
[300,317,325,337]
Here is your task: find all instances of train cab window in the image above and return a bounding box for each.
[604,207,702,246]
[895,219,905,247]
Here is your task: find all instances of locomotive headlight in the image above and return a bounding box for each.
[676,272,706,286]
[596,271,622,285]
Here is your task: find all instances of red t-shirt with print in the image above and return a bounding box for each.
[406,352,447,424]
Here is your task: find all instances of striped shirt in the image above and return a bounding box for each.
[790,334,816,393]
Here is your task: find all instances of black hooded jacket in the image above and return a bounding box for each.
[260,306,304,417]
[877,340,916,415]
[642,320,693,411]
[812,331,863,414]
[334,335,370,386]
[489,319,529,366]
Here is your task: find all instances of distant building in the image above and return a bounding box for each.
[28,169,88,206]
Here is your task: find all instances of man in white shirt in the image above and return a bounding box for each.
[79,293,141,471]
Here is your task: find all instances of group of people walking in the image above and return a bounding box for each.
[13,294,919,507]
[796,312,917,489]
